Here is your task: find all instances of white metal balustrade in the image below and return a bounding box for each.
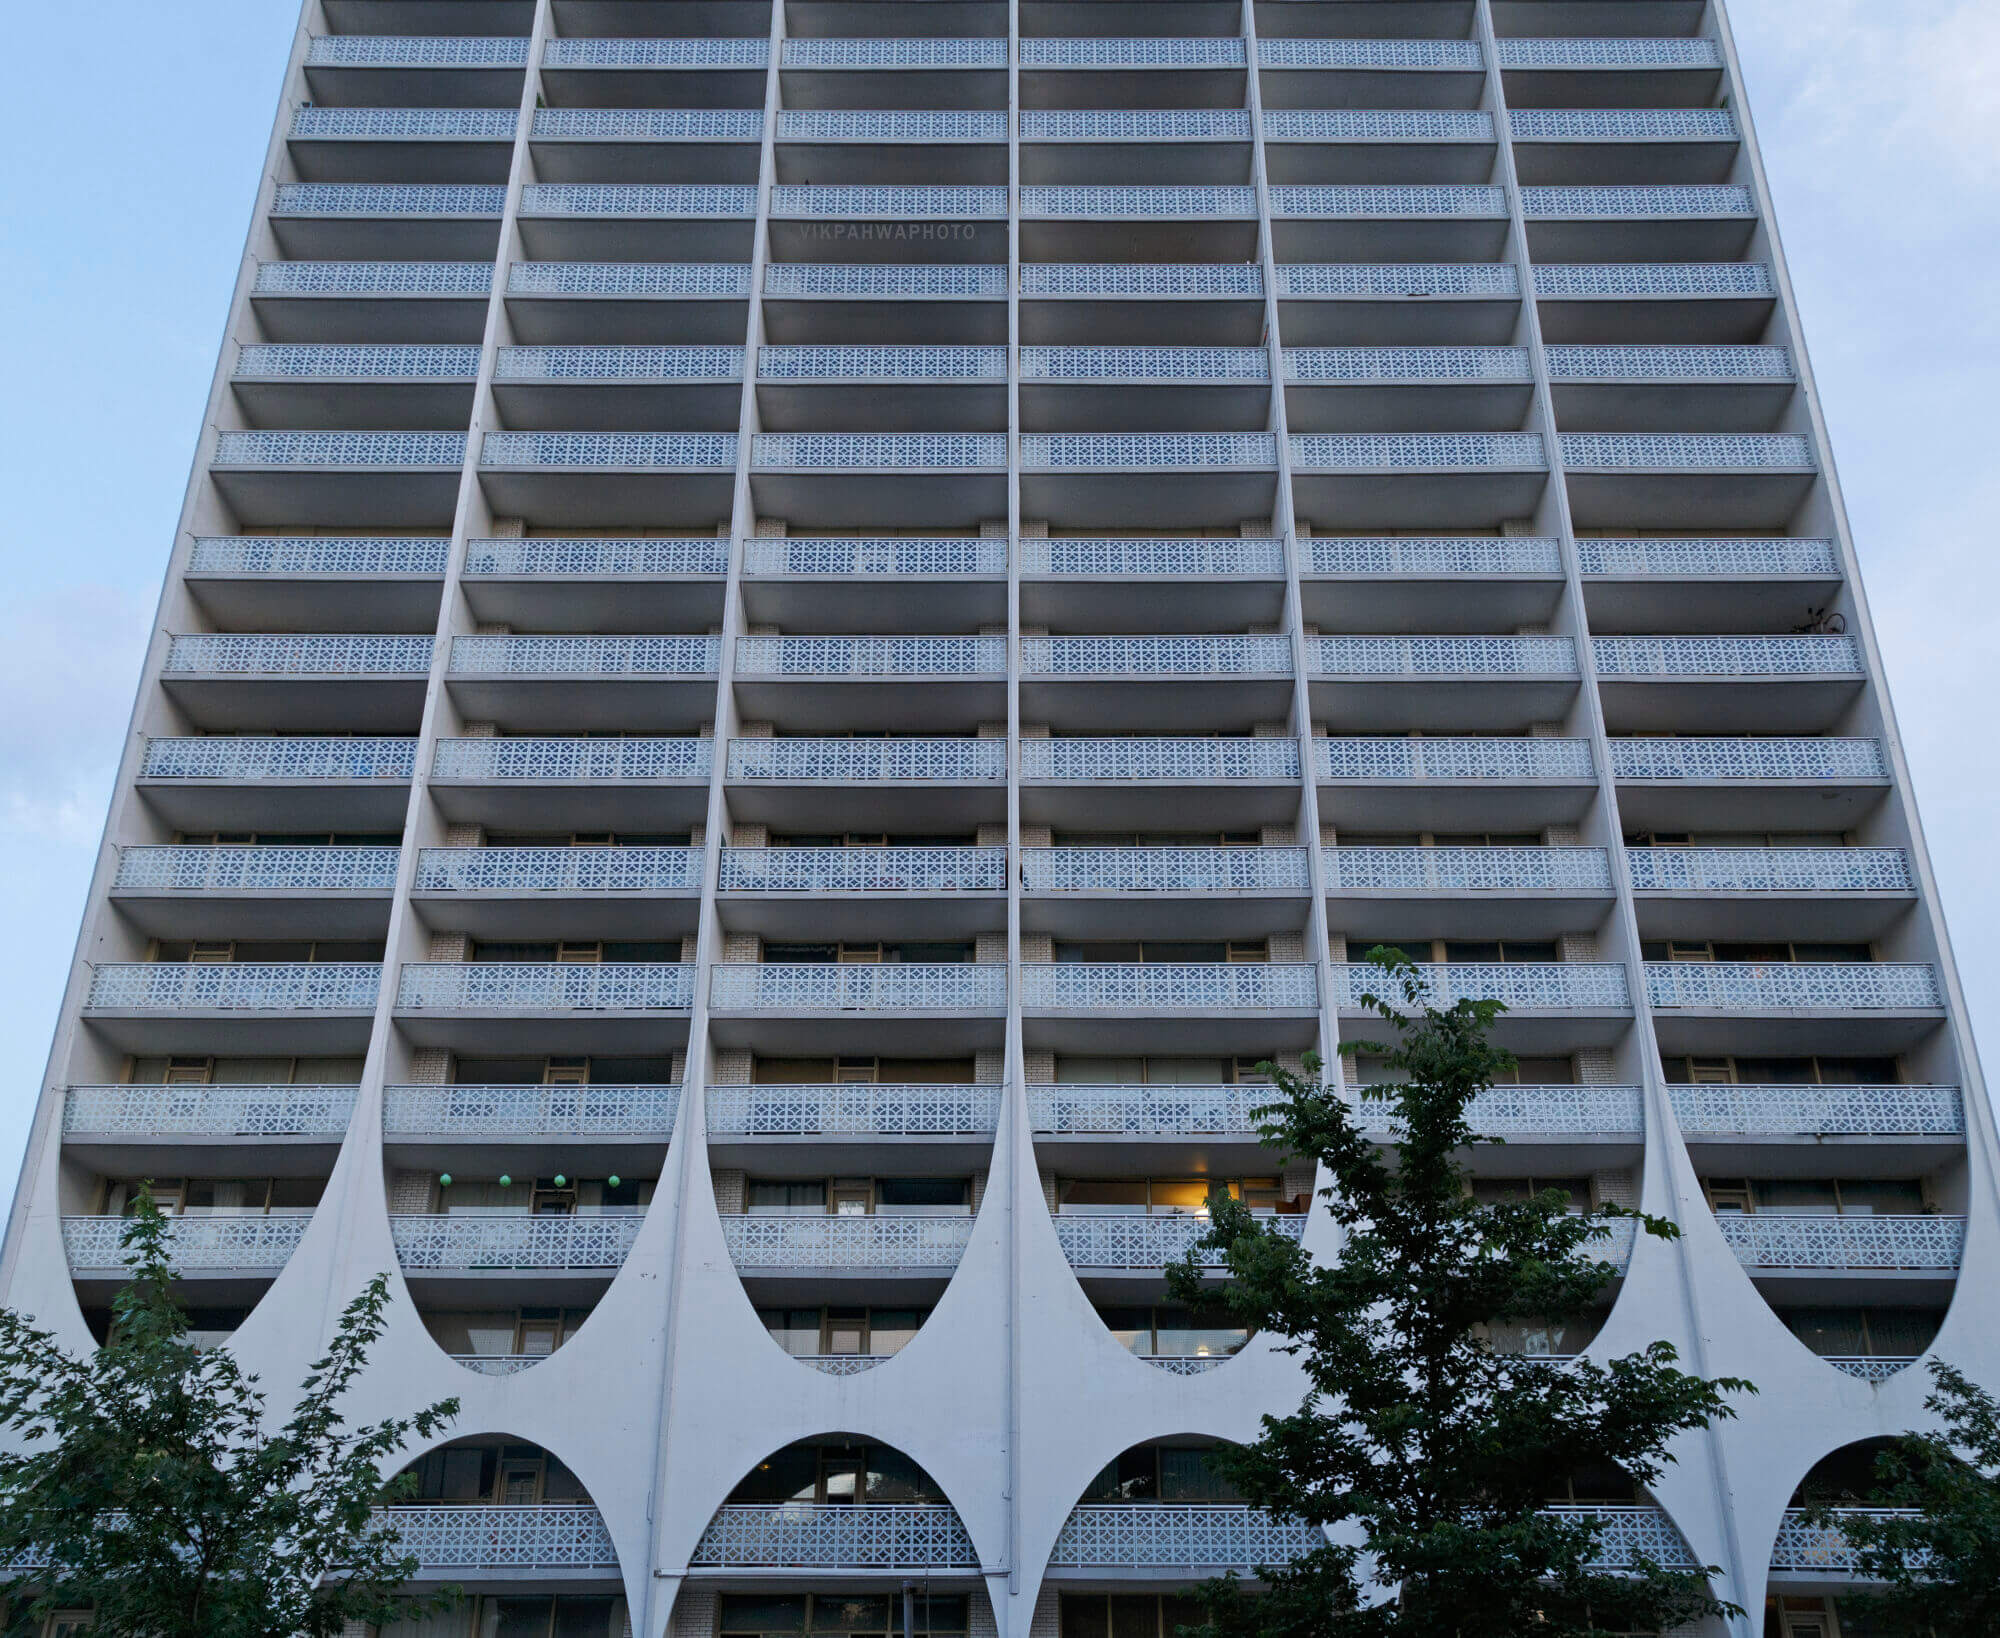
[1560,433,1815,470]
[251,261,495,297]
[62,1085,358,1139]
[271,184,506,218]
[1021,186,1257,219]
[1316,737,1595,780]
[1545,344,1793,381]
[1548,1506,1700,1572]
[1358,1084,1645,1137]
[1511,108,1739,141]
[756,345,1006,380]
[1532,261,1777,299]
[1329,963,1632,1010]
[770,185,1007,218]
[752,433,1007,469]
[507,262,753,297]
[1019,347,1270,382]
[1716,1216,1964,1272]
[305,34,529,66]
[431,737,713,781]
[86,964,381,1011]
[1023,36,1244,67]
[384,1084,681,1137]
[1609,738,1888,781]
[727,739,1007,781]
[1494,37,1725,69]
[447,635,721,675]
[140,737,416,781]
[692,1504,977,1571]
[1769,1509,1919,1573]
[544,36,770,67]
[1576,537,1840,577]
[163,635,434,675]
[1020,433,1277,469]
[1049,1504,1322,1569]
[452,1355,544,1377]
[62,1215,310,1274]
[1305,536,1562,575]
[1820,1358,1919,1384]
[1646,963,1944,1011]
[378,1505,618,1573]
[1668,1085,1963,1138]
[707,1084,1001,1136]
[1269,185,1508,219]
[709,964,1008,1011]
[1627,848,1912,893]
[1264,110,1496,142]
[735,636,1004,676]
[765,264,1008,297]
[1321,846,1613,892]
[479,432,738,470]
[463,537,730,576]
[187,535,452,575]
[1592,636,1860,675]
[720,1214,975,1271]
[397,963,695,1011]
[290,108,519,141]
[1020,110,1250,140]
[782,37,1005,67]
[1055,1214,1307,1270]
[1309,635,1577,676]
[1283,346,1531,383]
[1022,739,1300,781]
[1028,1084,1269,1136]
[1258,37,1483,69]
[778,110,1008,142]
[213,431,467,468]
[412,846,704,893]
[532,109,765,141]
[719,847,1007,893]
[1022,964,1319,1011]
[1523,185,1755,219]
[518,183,758,218]
[492,346,745,381]
[114,845,399,893]
[743,537,1009,576]
[1022,847,1311,894]
[390,1215,644,1271]
[1021,636,1293,676]
[1277,262,1519,297]
[1022,263,1263,297]
[1290,432,1546,470]
[1019,537,1286,576]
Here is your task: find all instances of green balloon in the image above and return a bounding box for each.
[438,1173,451,1188]
[607,1175,621,1189]
[553,1174,567,1189]
[498,1174,512,1188]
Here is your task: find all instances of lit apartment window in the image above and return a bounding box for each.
[1057,1177,1285,1215]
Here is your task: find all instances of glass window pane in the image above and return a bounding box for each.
[1061,1180,1148,1213]
[1060,1596,1110,1638]
[722,1596,809,1635]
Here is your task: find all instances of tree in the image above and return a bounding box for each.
[0,1189,460,1637]
[1796,1359,2000,1636]
[1167,947,1754,1638]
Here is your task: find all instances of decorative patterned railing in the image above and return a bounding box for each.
[1278,261,1519,297]
[1022,37,1246,67]
[492,345,743,381]
[1023,847,1311,894]
[1512,108,1738,141]
[187,535,450,575]
[305,34,530,66]
[1533,261,1776,298]
[1576,536,1840,576]
[1668,1084,1963,1138]
[1716,1216,1964,1272]
[140,736,416,781]
[1608,737,1887,781]
[518,182,758,217]
[507,261,753,297]
[1020,185,1256,218]
[1309,634,1576,675]
[1264,109,1495,142]
[252,260,494,297]
[757,345,1006,380]
[1055,1214,1308,1270]
[480,431,737,469]
[743,537,1009,576]
[1019,537,1285,575]
[1645,962,1944,1011]
[1769,1509,1918,1573]
[164,634,434,675]
[464,536,729,576]
[1259,36,1483,69]
[752,432,1006,469]
[1317,736,1594,780]
[412,846,703,893]
[1627,847,1912,893]
[709,964,1008,1011]
[213,430,466,468]
[63,1085,358,1138]
[1022,964,1319,1011]
[1291,431,1546,469]
[692,1504,977,1570]
[396,963,695,1011]
[800,1355,893,1376]
[782,36,1005,66]
[1049,1504,1322,1569]
[777,110,1007,141]
[1305,535,1561,575]
[1142,1356,1232,1376]
[531,108,765,140]
[1322,845,1612,892]
[727,739,1007,781]
[1020,110,1250,140]
[1283,345,1530,382]
[271,183,506,217]
[383,1084,680,1137]
[765,263,1008,297]
[63,1216,310,1274]
[1494,37,1725,69]
[720,1214,975,1270]
[1522,184,1756,219]
[290,107,517,142]
[1360,1084,1645,1137]
[1330,963,1631,1010]
[379,1505,618,1572]
[1269,184,1508,218]
[1561,432,1815,470]
[734,636,1005,675]
[1545,343,1793,381]
[447,634,721,675]
[1548,1506,1699,1571]
[707,1084,1001,1136]
[545,35,769,66]
[1821,1358,1919,1384]
[1022,262,1263,296]
[86,963,381,1011]
[114,844,398,893]
[1021,635,1293,675]
[431,736,712,781]
[1020,345,1269,381]
[719,847,1006,893]
[390,1215,644,1271]
[1021,432,1277,468]
[1593,635,1859,675]
[451,1355,542,1376]
[1022,738,1301,781]
[770,184,1007,218]
[1028,1084,1268,1136]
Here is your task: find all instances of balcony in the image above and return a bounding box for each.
[708,964,1007,1053]
[778,34,1007,108]
[515,182,758,260]
[247,259,493,344]
[733,637,1006,733]
[1558,432,1816,532]
[1593,635,1862,734]
[1323,846,1614,940]
[1577,536,1843,633]
[539,35,770,111]
[459,535,729,631]
[1260,109,1497,188]
[763,263,1008,347]
[691,1504,977,1572]
[390,1216,644,1301]
[1020,185,1258,263]
[1022,964,1320,1054]
[529,108,765,185]
[1018,536,1286,630]
[1054,1213,1307,1276]
[136,735,415,833]
[1269,183,1509,264]
[1019,432,1278,529]
[1610,737,1891,836]
[726,738,1006,832]
[1494,36,1725,111]
[1020,737,1301,831]
[428,736,713,832]
[706,1083,1001,1141]
[778,110,1007,190]
[476,430,737,527]
[162,633,433,732]
[1023,846,1309,941]
[1028,1082,1279,1171]
[1021,636,1295,732]
[1362,1083,1646,1143]
[379,1504,619,1579]
[504,260,753,346]
[1331,962,1630,1051]
[1018,110,1251,189]
[1048,1504,1322,1574]
[740,536,1009,628]
[1716,1216,1965,1291]
[1645,962,1946,1056]
[1547,343,1794,434]
[300,33,529,106]
[111,844,398,940]
[1018,37,1247,115]
[1522,183,1757,265]
[750,433,1007,528]
[384,1082,679,1173]
[755,344,1006,432]
[1769,1509,1917,1577]
[61,1085,358,1163]
[209,430,466,528]
[1282,344,1533,433]
[1299,534,1563,631]
[1255,35,1486,114]
[83,962,380,1052]
[184,535,449,631]
[1551,1504,1699,1571]
[1669,1086,1964,1174]
[1289,432,1548,530]
[767,185,1008,265]
[1510,108,1741,186]
[445,634,721,730]
[1315,735,1595,835]
[718,847,1007,940]
[1019,345,1271,434]
[1532,261,1778,345]
[489,343,745,429]
[395,962,695,1052]
[411,846,703,939]
[1019,262,1264,347]
[1630,848,1915,944]
[1275,261,1521,346]
[1307,635,1576,733]
[269,182,505,260]
[719,1215,975,1282]
[63,1215,311,1290]
[286,106,518,185]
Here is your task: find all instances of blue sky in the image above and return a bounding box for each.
[0,1,1991,1193]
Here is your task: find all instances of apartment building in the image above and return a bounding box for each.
[1,0,1993,1634]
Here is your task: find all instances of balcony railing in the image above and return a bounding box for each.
[1645,963,1944,1011]
[1283,345,1530,383]
[1021,433,1277,469]
[390,1215,643,1271]
[1055,1214,1307,1270]
[1049,1504,1322,1570]
[532,108,766,141]
[397,963,695,1011]
[782,36,1006,67]
[1360,1084,1645,1137]
[1770,1509,1919,1573]
[305,34,529,66]
[1291,432,1546,470]
[719,847,1007,894]
[742,537,1010,576]
[1592,635,1859,676]
[1270,184,1508,219]
[1021,185,1257,218]
[384,1084,681,1137]
[720,1214,975,1270]
[1545,343,1792,381]
[1305,535,1562,575]
[1561,432,1815,470]
[1532,261,1777,298]
[187,535,452,575]
[1019,346,1269,381]
[381,1505,618,1572]
[1330,963,1631,1010]
[163,634,434,675]
[272,184,506,218]
[1022,846,1311,894]
[1258,37,1483,69]
[692,1504,977,1571]
[463,537,730,576]
[431,737,713,781]
[778,110,1009,142]
[1821,1357,1920,1384]
[1494,37,1724,69]
[507,261,753,297]
[1020,110,1250,140]
[491,345,744,381]
[765,263,1008,298]
[479,431,738,470]
[800,1355,892,1376]
[706,1084,1001,1136]
[1626,847,1913,893]
[1716,1216,1965,1273]
[213,430,467,468]
[1264,109,1495,142]
[1548,1506,1699,1572]
[1023,36,1246,66]
[114,845,400,893]
[709,964,1008,1011]
[62,1085,358,1138]
[727,739,1007,781]
[1315,737,1594,780]
[518,183,758,218]
[447,634,721,675]
[252,260,495,297]
[752,433,1006,469]
[1021,636,1293,675]
[1512,107,1738,141]
[1021,964,1319,1011]
[1022,263,1263,297]
[1524,184,1755,220]
[140,737,417,781]
[1022,738,1301,781]
[1575,536,1840,577]
[86,964,381,1011]
[412,846,703,893]
[289,109,517,143]
[1019,537,1286,576]
[1028,1084,1269,1136]
[1309,635,1577,675]
[1277,262,1519,298]
[1322,846,1613,892]
[545,36,770,66]
[1609,738,1888,780]
[1668,1084,1964,1138]
[757,345,1006,380]
[770,184,1007,218]
[734,635,1006,675]
[63,1215,310,1274]
[453,1355,544,1376]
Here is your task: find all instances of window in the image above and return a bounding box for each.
[470,941,681,964]
[487,832,690,848]
[100,1177,323,1218]
[1364,939,1559,964]
[1470,1176,1592,1214]
[1477,1310,1604,1358]
[1660,1055,1899,1086]
[772,833,973,848]
[450,1057,679,1086]
[745,1179,970,1216]
[437,1178,653,1217]
[1059,1594,1206,1638]
[1097,1305,1251,1360]
[125,1055,365,1086]
[1052,941,1265,964]
[1703,1178,1927,1216]
[757,1306,931,1359]
[422,1307,594,1363]
[1057,1178,1283,1216]
[1628,831,1847,848]
[1780,1306,1942,1363]
[726,1443,949,1506]
[175,831,400,847]
[763,942,974,965]
[1641,940,1873,964]
[403,1442,589,1507]
[1053,1056,1269,1085]
[148,940,383,963]
[1052,832,1260,847]
[1083,1445,1239,1503]
[1341,832,1542,848]
[721,1593,967,1638]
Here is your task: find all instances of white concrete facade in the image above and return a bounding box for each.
[1,1,1993,1635]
